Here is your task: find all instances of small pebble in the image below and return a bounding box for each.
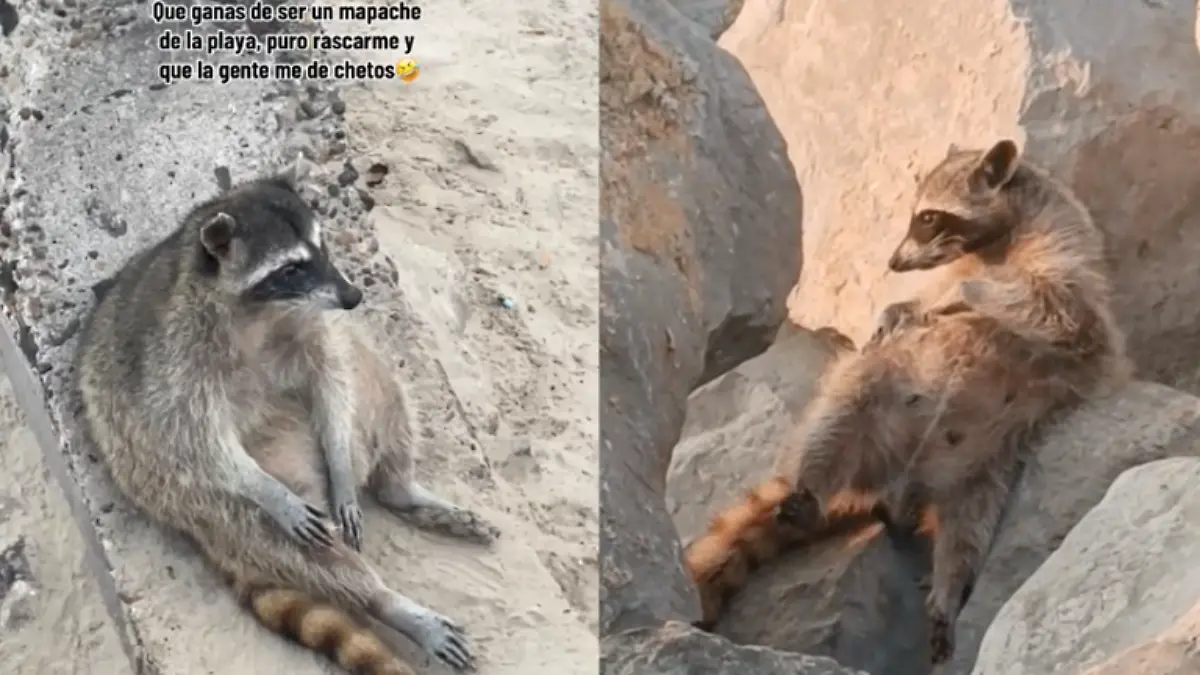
[497,295,515,310]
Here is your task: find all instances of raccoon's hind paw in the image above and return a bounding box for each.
[776,489,822,531]
[406,505,500,546]
[418,610,475,672]
[928,610,955,665]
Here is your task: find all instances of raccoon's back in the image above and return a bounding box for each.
[76,232,190,393]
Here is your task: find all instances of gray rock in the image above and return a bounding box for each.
[601,621,869,675]
[669,327,1200,675]
[974,457,1200,675]
[668,0,745,39]
[949,382,1200,674]
[599,0,803,635]
[719,0,1200,395]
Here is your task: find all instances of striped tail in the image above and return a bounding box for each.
[683,476,793,626]
[244,584,415,675]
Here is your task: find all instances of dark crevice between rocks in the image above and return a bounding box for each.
[697,312,779,389]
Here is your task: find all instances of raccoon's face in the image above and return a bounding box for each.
[193,177,363,312]
[888,139,1022,272]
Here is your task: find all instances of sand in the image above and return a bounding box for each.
[0,376,129,675]
[333,0,600,665]
[0,0,599,671]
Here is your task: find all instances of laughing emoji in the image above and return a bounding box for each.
[395,58,420,83]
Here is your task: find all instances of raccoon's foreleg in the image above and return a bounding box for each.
[866,300,923,349]
[218,421,336,548]
[957,276,1099,353]
[314,343,366,551]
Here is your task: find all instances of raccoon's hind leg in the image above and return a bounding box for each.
[924,456,1017,666]
[359,378,499,545]
[345,334,499,546]
[237,422,474,673]
[199,514,475,673]
[371,465,500,546]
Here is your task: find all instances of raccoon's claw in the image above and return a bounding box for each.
[869,300,922,348]
[929,610,955,665]
[423,613,475,672]
[776,489,821,530]
[293,503,335,548]
[335,501,364,551]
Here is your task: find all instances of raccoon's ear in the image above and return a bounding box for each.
[268,154,311,193]
[262,173,298,194]
[969,139,1020,192]
[200,212,237,258]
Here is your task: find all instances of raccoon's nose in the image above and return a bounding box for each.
[340,285,363,310]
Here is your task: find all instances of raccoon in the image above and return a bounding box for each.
[684,140,1131,664]
[75,174,498,675]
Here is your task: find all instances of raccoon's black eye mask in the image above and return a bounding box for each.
[910,209,1009,254]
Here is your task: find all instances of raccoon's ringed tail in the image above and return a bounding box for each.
[683,475,791,583]
[247,584,416,675]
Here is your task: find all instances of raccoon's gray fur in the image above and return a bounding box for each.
[685,140,1131,665]
[74,174,499,675]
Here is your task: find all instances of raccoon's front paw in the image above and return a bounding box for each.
[868,300,921,348]
[416,611,475,672]
[333,497,364,551]
[276,495,336,549]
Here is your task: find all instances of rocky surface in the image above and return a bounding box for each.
[602,621,869,675]
[0,0,598,673]
[669,0,744,38]
[599,0,802,638]
[974,457,1200,675]
[668,327,1200,674]
[718,0,1200,394]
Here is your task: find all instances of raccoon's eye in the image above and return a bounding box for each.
[917,211,937,225]
[279,263,303,278]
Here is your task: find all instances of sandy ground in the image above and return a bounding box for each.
[340,0,599,646]
[0,0,598,672]
[0,375,128,675]
[329,0,600,664]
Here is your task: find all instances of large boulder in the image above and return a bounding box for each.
[669,327,1200,674]
[974,457,1200,675]
[718,0,1200,393]
[602,621,869,675]
[599,0,802,638]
